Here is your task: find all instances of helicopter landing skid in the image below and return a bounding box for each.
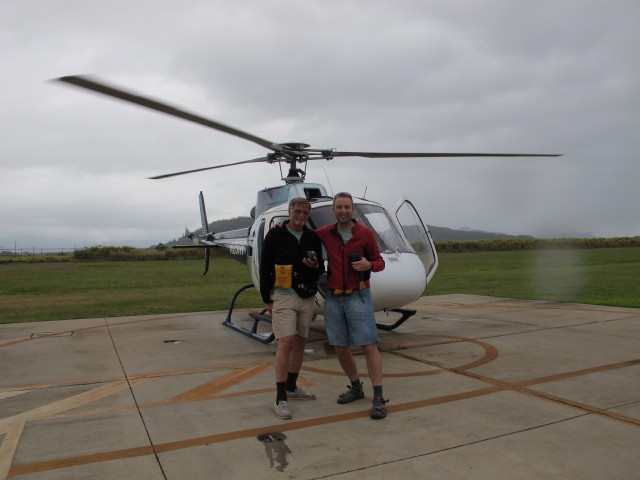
[222,284,416,343]
[222,284,275,344]
[376,308,417,331]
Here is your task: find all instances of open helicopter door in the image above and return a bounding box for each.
[393,197,439,285]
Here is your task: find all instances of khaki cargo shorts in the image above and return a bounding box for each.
[271,293,316,339]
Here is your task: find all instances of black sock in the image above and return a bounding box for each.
[276,381,287,402]
[286,372,299,392]
[373,385,383,399]
[351,378,362,390]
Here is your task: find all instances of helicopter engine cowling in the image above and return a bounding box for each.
[368,252,427,311]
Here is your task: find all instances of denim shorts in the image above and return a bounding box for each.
[323,288,379,346]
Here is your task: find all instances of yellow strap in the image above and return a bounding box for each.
[333,289,353,295]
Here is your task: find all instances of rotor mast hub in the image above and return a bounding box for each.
[279,142,310,183]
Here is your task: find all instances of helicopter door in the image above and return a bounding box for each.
[394,198,438,282]
[249,218,267,287]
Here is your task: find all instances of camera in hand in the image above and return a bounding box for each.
[304,251,317,260]
[349,253,362,262]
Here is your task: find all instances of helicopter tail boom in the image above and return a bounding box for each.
[172,192,251,274]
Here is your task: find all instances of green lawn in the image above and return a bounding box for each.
[426,247,640,308]
[1,247,638,324]
[0,258,261,324]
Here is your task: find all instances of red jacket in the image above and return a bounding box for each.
[316,220,385,291]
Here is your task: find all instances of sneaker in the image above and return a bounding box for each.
[337,385,365,404]
[274,400,292,419]
[286,387,316,400]
[370,397,388,419]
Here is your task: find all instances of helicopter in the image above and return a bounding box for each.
[57,75,560,343]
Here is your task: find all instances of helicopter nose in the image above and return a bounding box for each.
[369,253,427,311]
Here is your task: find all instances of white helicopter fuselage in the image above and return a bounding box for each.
[233,184,439,312]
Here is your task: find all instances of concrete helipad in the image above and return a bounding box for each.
[1,294,639,479]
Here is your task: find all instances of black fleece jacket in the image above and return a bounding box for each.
[259,221,325,305]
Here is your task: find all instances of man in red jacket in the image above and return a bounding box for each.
[315,192,388,419]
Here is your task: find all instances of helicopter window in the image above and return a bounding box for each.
[308,206,336,230]
[304,187,323,199]
[308,204,412,254]
[395,200,437,278]
[354,205,412,253]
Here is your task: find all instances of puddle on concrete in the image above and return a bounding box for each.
[257,432,291,472]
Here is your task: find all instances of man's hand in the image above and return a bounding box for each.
[265,302,273,315]
[302,257,319,269]
[351,258,371,272]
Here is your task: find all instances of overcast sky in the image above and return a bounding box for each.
[1,0,638,250]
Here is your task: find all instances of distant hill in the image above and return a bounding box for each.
[163,216,533,246]
[205,216,254,233]
[428,226,533,242]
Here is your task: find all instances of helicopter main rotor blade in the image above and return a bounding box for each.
[149,156,271,179]
[56,75,279,151]
[329,152,561,158]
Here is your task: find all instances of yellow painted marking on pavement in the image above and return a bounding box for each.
[0,392,28,401]
[405,353,640,427]
[7,386,506,477]
[0,423,24,480]
[0,362,275,425]
[8,446,156,477]
[0,360,272,395]
[304,334,499,377]
[169,363,272,402]
[515,359,640,387]
[2,302,639,477]
[0,311,232,349]
[6,357,639,477]
[0,379,147,434]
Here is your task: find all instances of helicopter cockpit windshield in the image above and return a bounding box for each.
[309,203,413,254]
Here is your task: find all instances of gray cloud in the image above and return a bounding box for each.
[1,0,638,250]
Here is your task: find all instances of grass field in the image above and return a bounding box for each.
[1,247,638,324]
[0,258,262,324]
[425,247,640,308]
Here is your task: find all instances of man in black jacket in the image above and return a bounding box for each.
[259,197,325,419]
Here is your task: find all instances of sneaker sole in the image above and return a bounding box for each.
[275,409,292,419]
[337,393,365,404]
[370,410,387,419]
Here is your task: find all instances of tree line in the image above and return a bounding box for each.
[1,236,638,262]
[434,236,640,253]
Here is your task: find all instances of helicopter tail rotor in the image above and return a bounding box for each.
[199,191,209,236]
[199,191,212,275]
